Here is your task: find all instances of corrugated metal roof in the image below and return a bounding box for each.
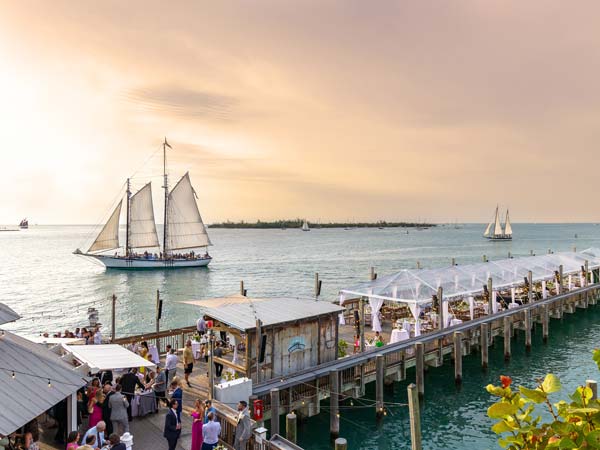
[0,331,87,435]
[0,303,20,325]
[196,297,344,331]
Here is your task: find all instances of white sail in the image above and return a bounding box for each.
[493,207,503,236]
[504,210,513,236]
[88,200,122,252]
[129,182,160,249]
[483,221,492,237]
[302,220,310,231]
[166,172,212,251]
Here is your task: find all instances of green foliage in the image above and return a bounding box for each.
[487,351,600,449]
[338,339,348,357]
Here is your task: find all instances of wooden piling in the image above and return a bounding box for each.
[111,294,116,342]
[527,271,533,303]
[453,332,463,384]
[286,412,297,443]
[503,317,511,360]
[270,388,280,437]
[334,438,348,450]
[481,323,489,369]
[487,278,493,316]
[315,272,320,299]
[542,305,549,343]
[240,280,245,296]
[451,257,456,266]
[370,266,376,281]
[483,254,487,262]
[415,342,424,397]
[586,380,598,400]
[376,354,385,417]
[359,297,365,353]
[408,383,422,450]
[330,369,340,438]
[524,309,532,352]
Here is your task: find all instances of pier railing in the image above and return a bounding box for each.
[111,326,197,352]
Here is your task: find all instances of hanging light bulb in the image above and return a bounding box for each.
[48,379,52,388]
[350,399,354,406]
[11,371,15,379]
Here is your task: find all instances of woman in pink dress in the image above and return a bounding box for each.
[88,391,104,428]
[190,398,204,450]
[66,431,80,450]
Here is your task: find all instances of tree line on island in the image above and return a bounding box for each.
[207,219,436,229]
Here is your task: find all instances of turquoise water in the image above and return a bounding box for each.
[1,223,600,448]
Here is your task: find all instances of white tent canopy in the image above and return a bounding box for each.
[61,344,156,373]
[340,251,600,306]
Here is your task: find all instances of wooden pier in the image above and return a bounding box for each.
[251,283,600,435]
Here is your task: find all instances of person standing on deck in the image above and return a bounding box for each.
[165,346,178,386]
[196,316,206,336]
[213,342,224,378]
[108,385,129,435]
[183,340,194,387]
[201,412,221,450]
[120,368,144,422]
[203,400,216,424]
[234,401,252,450]
[93,326,102,345]
[101,383,115,436]
[163,399,181,450]
[152,365,169,408]
[170,378,183,421]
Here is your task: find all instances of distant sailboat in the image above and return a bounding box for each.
[19,218,28,229]
[75,138,212,269]
[302,219,310,231]
[483,206,512,240]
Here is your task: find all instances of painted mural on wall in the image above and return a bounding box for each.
[288,336,306,354]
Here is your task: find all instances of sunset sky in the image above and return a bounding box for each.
[1,1,600,224]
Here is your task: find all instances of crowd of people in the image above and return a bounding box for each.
[42,326,103,344]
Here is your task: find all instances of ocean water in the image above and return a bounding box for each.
[1,223,599,449]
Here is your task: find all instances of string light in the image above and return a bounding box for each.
[48,379,52,388]
[11,371,15,379]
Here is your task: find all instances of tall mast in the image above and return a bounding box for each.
[125,178,131,256]
[162,137,170,255]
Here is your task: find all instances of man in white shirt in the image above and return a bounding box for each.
[202,412,221,448]
[165,347,178,385]
[93,327,102,345]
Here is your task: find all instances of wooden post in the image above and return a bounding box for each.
[438,287,444,331]
[334,438,348,450]
[415,342,424,397]
[586,380,598,400]
[315,272,320,299]
[451,257,456,266]
[240,280,245,295]
[508,251,511,259]
[208,331,214,400]
[270,388,280,437]
[503,317,511,360]
[359,297,365,353]
[481,323,489,369]
[111,294,116,342]
[256,319,263,384]
[155,290,160,352]
[483,254,487,262]
[370,266,376,281]
[530,250,534,256]
[330,369,340,438]
[376,354,385,417]
[542,304,549,343]
[527,271,533,303]
[558,265,564,294]
[524,309,532,352]
[286,412,297,443]
[453,332,463,384]
[408,383,422,450]
[487,278,493,316]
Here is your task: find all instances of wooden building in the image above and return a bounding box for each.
[185,295,343,384]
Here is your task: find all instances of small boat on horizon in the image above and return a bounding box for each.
[483,206,512,241]
[75,138,212,269]
[19,218,28,229]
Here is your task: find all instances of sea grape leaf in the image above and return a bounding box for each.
[519,386,547,403]
[542,374,561,394]
[488,402,519,419]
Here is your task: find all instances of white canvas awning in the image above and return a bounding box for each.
[61,344,156,373]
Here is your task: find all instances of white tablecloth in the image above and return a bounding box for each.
[149,345,160,364]
[191,341,201,359]
[131,390,157,417]
[508,302,520,309]
[390,329,409,344]
[450,318,463,327]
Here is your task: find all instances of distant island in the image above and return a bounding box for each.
[208,219,436,229]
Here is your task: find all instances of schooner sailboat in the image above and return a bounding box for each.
[483,206,513,240]
[75,139,212,269]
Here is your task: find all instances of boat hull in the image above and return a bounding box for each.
[486,236,512,241]
[84,254,212,269]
